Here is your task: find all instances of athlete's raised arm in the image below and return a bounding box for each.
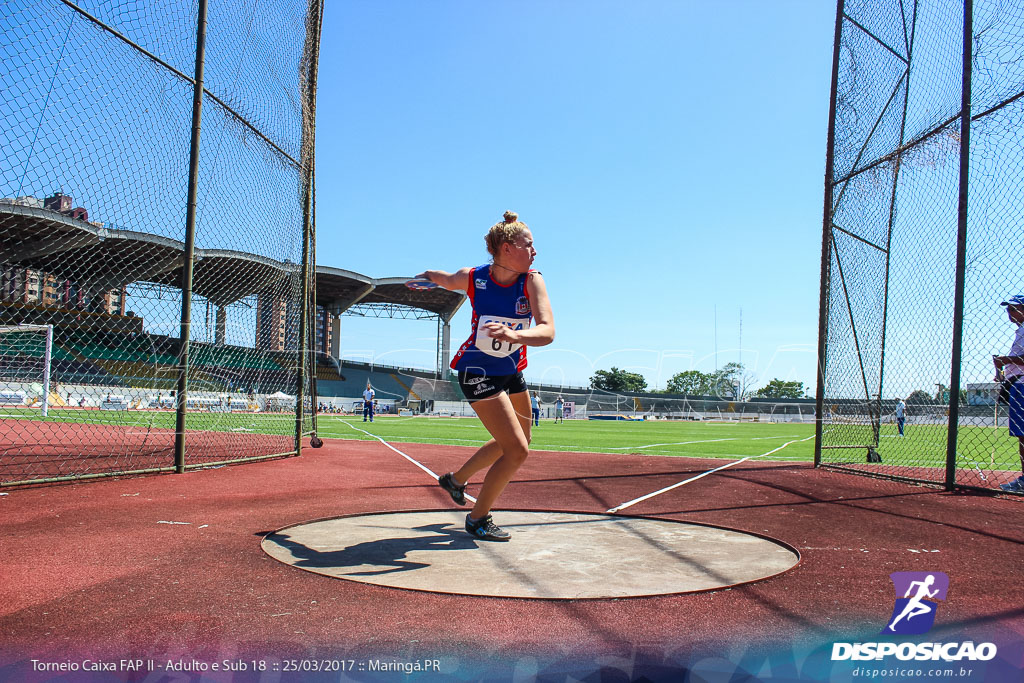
[415,267,473,292]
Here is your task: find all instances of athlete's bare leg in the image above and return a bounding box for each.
[464,390,533,519]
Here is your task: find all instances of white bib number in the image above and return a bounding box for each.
[476,315,530,358]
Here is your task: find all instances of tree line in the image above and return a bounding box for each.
[587,368,971,403]
[589,364,809,399]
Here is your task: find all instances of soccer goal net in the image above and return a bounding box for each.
[0,325,53,417]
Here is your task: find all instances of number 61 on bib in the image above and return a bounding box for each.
[476,316,530,358]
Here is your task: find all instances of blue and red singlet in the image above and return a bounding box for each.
[450,264,535,375]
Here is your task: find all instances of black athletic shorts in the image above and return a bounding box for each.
[457,370,528,402]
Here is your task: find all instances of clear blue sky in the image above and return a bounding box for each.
[314,0,838,392]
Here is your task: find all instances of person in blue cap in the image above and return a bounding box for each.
[995,295,1024,493]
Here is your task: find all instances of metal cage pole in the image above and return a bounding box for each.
[945,0,974,490]
[815,0,846,467]
[174,0,208,474]
[877,4,919,449]
[295,197,311,455]
[307,154,322,448]
[295,0,324,453]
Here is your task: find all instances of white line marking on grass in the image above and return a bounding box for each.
[379,436,488,445]
[342,421,477,503]
[323,415,484,427]
[606,438,737,450]
[605,434,816,514]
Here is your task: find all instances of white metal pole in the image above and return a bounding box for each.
[41,324,53,418]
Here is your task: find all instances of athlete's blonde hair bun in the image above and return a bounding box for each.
[485,210,528,256]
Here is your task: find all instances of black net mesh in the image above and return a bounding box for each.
[1,0,322,485]
[819,0,1024,491]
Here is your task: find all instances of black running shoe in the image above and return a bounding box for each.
[438,472,467,505]
[465,514,511,541]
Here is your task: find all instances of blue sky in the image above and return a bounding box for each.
[314,1,838,392]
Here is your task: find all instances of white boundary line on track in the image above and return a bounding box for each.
[342,421,477,504]
[606,437,736,450]
[605,433,816,514]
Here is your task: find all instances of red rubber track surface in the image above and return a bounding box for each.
[1,436,1022,680]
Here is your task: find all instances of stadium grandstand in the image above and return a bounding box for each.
[2,197,906,426]
[0,197,832,420]
[0,196,468,411]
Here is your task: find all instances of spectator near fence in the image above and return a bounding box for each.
[895,398,906,437]
[995,295,1024,493]
[362,383,375,423]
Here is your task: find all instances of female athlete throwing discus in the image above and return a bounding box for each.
[415,211,554,541]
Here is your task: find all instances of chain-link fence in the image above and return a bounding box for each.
[0,0,323,485]
[815,0,1024,492]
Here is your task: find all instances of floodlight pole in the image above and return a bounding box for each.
[814,0,846,467]
[174,0,208,474]
[945,0,973,490]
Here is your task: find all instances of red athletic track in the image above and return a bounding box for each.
[0,420,294,482]
[1,436,1022,681]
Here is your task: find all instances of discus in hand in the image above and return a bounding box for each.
[406,277,438,291]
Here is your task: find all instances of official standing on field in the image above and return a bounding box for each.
[362,383,375,422]
[995,295,1024,493]
[895,398,906,436]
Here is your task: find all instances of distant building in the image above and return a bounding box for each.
[256,293,295,351]
[43,192,73,213]
[967,382,999,406]
[43,192,88,222]
[0,193,124,316]
[315,306,333,356]
[254,295,331,355]
[1,196,44,209]
[0,264,126,315]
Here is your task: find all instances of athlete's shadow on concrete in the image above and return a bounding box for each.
[266,523,478,576]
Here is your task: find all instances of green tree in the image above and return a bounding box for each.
[590,367,648,392]
[755,378,807,399]
[711,362,746,398]
[905,389,933,404]
[665,370,712,395]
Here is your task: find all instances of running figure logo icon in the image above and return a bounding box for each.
[882,572,949,635]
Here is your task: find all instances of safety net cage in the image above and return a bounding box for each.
[0,0,323,485]
[815,0,1024,491]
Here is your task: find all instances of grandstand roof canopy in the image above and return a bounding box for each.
[1,203,465,319]
[316,268,465,320]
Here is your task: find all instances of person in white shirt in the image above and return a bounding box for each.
[362,383,375,423]
[894,398,906,436]
[995,295,1024,493]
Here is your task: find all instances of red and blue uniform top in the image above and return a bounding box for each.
[450,264,535,375]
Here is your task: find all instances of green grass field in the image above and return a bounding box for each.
[2,408,1018,470]
[318,414,818,461]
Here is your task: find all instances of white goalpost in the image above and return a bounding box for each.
[0,324,53,417]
